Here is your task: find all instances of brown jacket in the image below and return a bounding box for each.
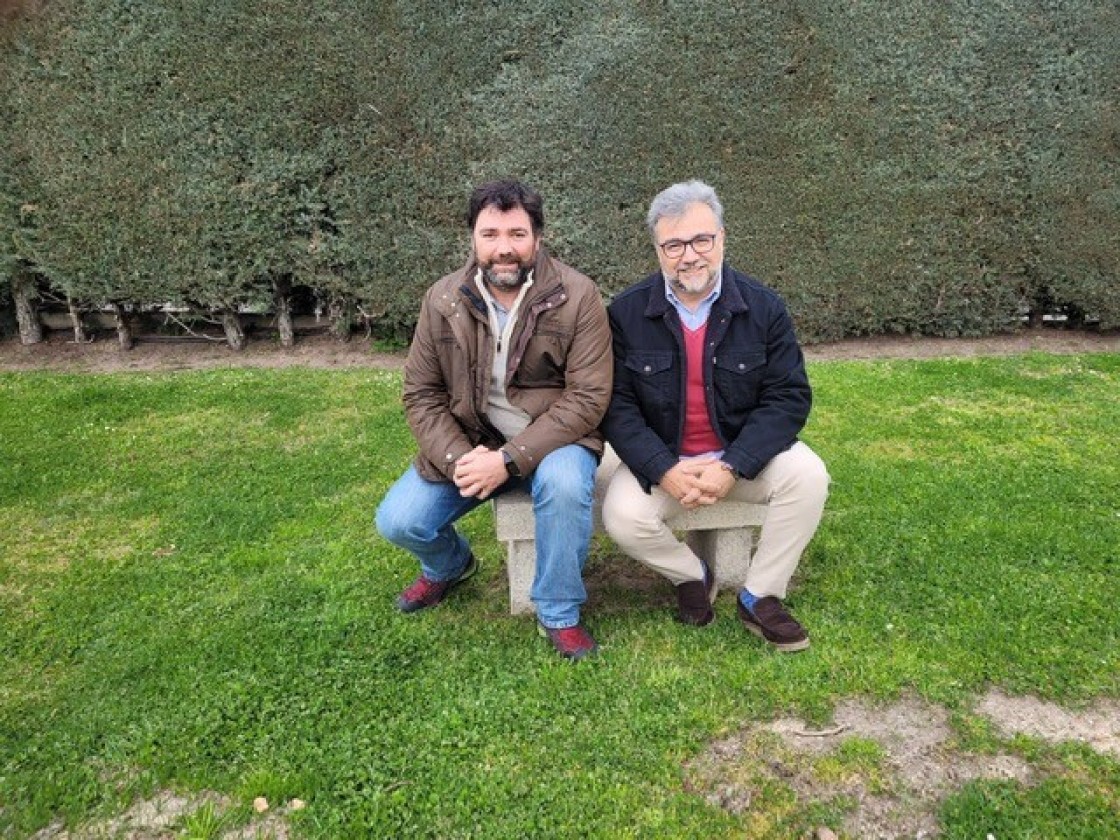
[402,248,612,482]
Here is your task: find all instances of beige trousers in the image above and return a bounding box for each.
[601,442,830,597]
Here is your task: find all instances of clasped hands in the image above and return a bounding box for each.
[453,445,510,499]
[453,447,735,508]
[658,457,737,510]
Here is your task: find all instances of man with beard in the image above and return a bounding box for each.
[376,180,612,660]
[601,180,829,651]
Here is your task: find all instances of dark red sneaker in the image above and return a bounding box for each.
[538,623,598,660]
[396,554,478,613]
[737,596,810,652]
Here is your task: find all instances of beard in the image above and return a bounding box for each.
[667,262,719,297]
[482,261,532,290]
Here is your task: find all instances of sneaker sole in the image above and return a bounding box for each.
[455,554,479,584]
[740,618,811,652]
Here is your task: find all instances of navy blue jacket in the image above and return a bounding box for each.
[602,264,812,490]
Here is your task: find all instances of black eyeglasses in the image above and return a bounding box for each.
[658,233,718,259]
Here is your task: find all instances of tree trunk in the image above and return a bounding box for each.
[220,309,246,350]
[111,303,134,351]
[328,294,352,343]
[272,276,295,347]
[11,272,42,345]
[67,297,88,344]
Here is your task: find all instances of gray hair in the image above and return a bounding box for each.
[646,180,724,234]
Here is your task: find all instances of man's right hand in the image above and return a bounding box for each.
[452,445,508,500]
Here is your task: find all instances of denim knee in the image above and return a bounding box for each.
[532,448,596,509]
[374,497,407,545]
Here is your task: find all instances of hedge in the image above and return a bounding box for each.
[2,0,1117,347]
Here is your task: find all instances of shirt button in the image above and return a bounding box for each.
[643,365,652,373]
[712,357,718,364]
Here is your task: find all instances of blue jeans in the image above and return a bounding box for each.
[376,444,597,629]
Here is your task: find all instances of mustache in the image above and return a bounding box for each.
[482,253,526,268]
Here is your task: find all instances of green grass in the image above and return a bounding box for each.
[1,354,1118,838]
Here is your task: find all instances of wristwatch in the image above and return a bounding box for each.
[502,449,522,478]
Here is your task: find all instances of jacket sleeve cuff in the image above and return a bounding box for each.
[726,452,765,481]
[642,451,679,486]
[500,443,535,479]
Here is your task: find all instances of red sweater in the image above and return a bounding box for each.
[680,323,723,455]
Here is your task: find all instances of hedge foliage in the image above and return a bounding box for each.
[2,0,1118,343]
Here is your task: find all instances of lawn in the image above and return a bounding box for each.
[1,353,1117,838]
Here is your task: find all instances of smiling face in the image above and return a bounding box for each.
[472,205,541,290]
[654,201,725,306]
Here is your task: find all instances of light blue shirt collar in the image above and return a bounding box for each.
[664,273,722,331]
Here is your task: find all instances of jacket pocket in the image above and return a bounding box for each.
[513,332,568,388]
[624,351,674,376]
[712,348,767,409]
[624,351,676,404]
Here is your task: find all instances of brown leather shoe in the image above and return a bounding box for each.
[676,558,716,626]
[737,595,810,652]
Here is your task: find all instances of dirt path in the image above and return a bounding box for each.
[1,328,1117,373]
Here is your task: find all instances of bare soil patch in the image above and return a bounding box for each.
[31,790,302,840]
[1,328,1117,374]
[0,333,405,374]
[686,688,1119,839]
[975,689,1120,758]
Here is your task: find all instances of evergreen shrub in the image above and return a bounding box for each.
[1,0,1117,345]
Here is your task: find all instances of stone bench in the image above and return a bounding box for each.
[492,447,768,615]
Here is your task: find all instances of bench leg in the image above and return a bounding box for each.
[686,528,755,594]
[506,540,537,616]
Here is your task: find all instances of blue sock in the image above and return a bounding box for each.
[739,589,759,612]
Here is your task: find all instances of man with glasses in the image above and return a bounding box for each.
[601,180,829,651]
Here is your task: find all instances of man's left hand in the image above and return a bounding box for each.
[453,445,509,499]
[690,460,737,501]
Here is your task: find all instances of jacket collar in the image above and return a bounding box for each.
[644,262,746,318]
